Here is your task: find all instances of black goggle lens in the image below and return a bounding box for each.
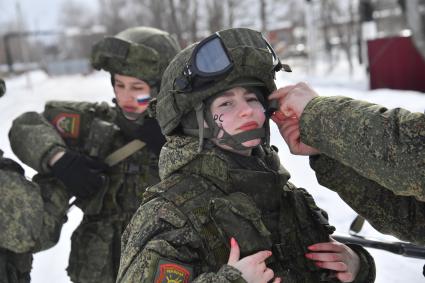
[195,37,231,74]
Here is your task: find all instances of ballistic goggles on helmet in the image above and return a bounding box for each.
[175,28,291,92]
[91,37,160,79]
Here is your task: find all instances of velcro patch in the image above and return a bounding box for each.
[154,258,193,283]
[52,113,80,139]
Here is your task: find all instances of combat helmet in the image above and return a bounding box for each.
[91,26,181,98]
[0,78,5,97]
[156,28,291,151]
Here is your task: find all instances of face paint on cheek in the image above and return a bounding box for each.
[136,94,151,106]
[213,114,224,122]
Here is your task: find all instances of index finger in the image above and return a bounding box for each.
[308,242,345,252]
[269,85,296,100]
[251,250,273,263]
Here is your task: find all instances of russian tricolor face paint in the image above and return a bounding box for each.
[136,94,151,106]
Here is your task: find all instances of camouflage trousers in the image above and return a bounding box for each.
[67,212,133,283]
[0,249,32,283]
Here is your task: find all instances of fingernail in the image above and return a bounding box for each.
[308,245,316,250]
[315,262,322,267]
[305,253,312,259]
[230,237,236,247]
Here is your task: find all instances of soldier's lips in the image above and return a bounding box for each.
[237,121,259,131]
[122,106,137,112]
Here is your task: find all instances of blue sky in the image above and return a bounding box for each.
[1,0,97,31]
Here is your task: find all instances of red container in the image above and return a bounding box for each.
[367,36,425,92]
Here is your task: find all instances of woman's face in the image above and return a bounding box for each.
[114,74,151,119]
[209,86,266,151]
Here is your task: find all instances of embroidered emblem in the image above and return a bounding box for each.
[154,259,192,283]
[52,113,80,139]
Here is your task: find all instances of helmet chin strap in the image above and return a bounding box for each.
[216,127,265,151]
[184,102,266,152]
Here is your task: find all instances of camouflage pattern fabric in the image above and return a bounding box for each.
[0,152,69,282]
[0,159,43,253]
[91,26,180,97]
[9,101,163,283]
[117,136,375,283]
[0,152,36,283]
[156,28,279,136]
[0,249,32,283]
[310,154,425,245]
[300,96,425,201]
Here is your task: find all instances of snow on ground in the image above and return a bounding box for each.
[1,64,424,282]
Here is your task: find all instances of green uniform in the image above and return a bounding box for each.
[117,136,375,283]
[299,96,425,244]
[310,154,425,245]
[300,96,425,201]
[0,150,69,283]
[9,101,164,283]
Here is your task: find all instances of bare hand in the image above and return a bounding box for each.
[271,110,319,156]
[227,237,281,283]
[305,239,360,282]
[269,82,318,119]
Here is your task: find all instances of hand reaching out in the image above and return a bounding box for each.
[271,111,319,156]
[227,237,281,283]
[268,82,318,119]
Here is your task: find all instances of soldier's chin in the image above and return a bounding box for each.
[122,111,140,121]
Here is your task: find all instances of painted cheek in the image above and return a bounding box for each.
[136,94,151,107]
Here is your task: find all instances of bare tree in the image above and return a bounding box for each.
[260,0,267,32]
[227,0,237,27]
[404,0,425,59]
[98,0,130,34]
[169,0,183,43]
[206,0,224,33]
[190,0,199,42]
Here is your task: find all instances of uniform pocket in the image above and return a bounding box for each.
[209,192,272,258]
[67,219,118,283]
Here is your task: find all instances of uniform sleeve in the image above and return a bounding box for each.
[300,96,425,201]
[31,174,71,252]
[310,154,425,245]
[0,164,43,253]
[117,198,246,283]
[347,244,376,283]
[9,111,66,173]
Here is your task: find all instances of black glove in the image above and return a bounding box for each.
[51,150,108,198]
[0,157,25,175]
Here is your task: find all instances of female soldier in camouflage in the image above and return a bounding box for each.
[9,27,180,283]
[117,28,375,283]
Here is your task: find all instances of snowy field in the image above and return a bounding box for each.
[1,65,424,282]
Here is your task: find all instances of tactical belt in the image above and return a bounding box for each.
[104,139,146,167]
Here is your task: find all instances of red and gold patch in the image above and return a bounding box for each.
[52,113,80,139]
[154,259,193,283]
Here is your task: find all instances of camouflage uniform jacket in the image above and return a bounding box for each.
[310,154,425,245]
[9,101,164,283]
[0,150,69,283]
[117,136,375,283]
[300,96,425,201]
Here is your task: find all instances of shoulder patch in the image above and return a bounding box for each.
[52,113,81,139]
[154,258,193,283]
